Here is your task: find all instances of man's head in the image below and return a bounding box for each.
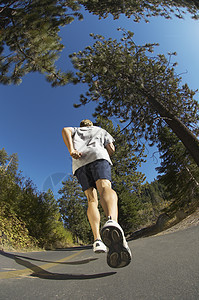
[80,119,93,127]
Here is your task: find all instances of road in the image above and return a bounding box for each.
[0,225,199,300]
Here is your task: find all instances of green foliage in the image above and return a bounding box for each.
[71,30,198,138]
[118,189,143,234]
[137,180,171,225]
[58,175,92,243]
[139,180,169,205]
[50,220,74,249]
[81,0,199,22]
[71,29,199,166]
[0,204,37,250]
[0,148,73,249]
[1,1,199,85]
[0,150,22,212]
[0,147,18,174]
[156,127,199,212]
[0,0,82,85]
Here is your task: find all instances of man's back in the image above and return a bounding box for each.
[71,126,114,174]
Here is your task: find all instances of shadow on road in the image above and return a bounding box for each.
[1,251,96,265]
[0,251,117,280]
[54,245,93,251]
[30,271,117,280]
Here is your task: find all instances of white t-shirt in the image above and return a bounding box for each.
[71,126,115,174]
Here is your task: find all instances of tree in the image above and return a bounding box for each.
[70,30,199,166]
[0,0,82,85]
[16,182,59,246]
[81,0,199,22]
[1,1,199,85]
[137,180,170,224]
[58,175,92,243]
[156,127,199,210]
[0,148,72,248]
[0,148,21,211]
[0,147,18,174]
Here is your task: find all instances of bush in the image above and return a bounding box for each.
[0,205,37,250]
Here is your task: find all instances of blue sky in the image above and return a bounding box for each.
[1,8,199,196]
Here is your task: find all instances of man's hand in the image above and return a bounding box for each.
[106,143,115,157]
[62,127,82,159]
[70,150,82,160]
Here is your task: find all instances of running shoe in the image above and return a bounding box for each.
[101,219,132,268]
[93,239,107,253]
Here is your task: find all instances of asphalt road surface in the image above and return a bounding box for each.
[0,225,199,300]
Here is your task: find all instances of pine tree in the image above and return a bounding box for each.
[0,148,71,248]
[156,127,199,212]
[58,175,92,243]
[0,148,20,211]
[0,147,18,174]
[70,30,199,166]
[1,1,199,85]
[137,180,170,224]
[0,0,82,85]
[81,0,199,22]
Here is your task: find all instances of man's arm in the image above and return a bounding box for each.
[106,142,115,157]
[62,127,82,159]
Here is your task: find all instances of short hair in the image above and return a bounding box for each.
[80,119,93,127]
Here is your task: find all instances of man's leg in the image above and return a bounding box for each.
[96,179,132,268]
[96,179,118,222]
[84,187,101,241]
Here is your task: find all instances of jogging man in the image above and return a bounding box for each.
[62,119,131,268]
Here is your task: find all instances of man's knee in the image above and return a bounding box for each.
[96,179,117,199]
[85,187,98,204]
[96,179,112,192]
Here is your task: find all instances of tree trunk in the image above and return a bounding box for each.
[142,89,199,166]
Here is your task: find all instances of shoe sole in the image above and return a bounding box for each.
[101,226,131,268]
[94,249,107,253]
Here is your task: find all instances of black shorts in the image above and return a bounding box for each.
[74,159,112,192]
